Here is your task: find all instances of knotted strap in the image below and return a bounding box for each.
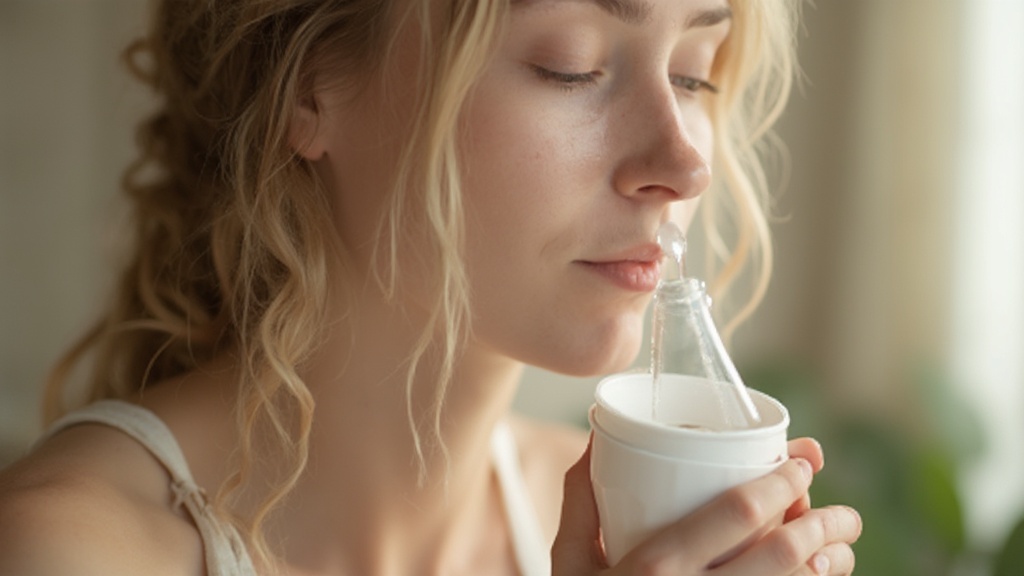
[40,400,257,575]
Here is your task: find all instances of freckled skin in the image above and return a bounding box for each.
[309,2,726,378]
[452,5,721,375]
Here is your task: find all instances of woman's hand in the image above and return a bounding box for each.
[552,438,862,575]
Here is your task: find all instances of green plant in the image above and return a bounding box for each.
[992,515,1024,576]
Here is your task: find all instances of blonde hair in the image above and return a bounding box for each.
[44,0,799,569]
[707,0,802,340]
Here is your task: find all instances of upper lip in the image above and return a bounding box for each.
[577,242,664,264]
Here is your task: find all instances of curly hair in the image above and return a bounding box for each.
[43,0,800,569]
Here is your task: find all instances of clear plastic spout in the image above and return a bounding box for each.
[651,222,761,429]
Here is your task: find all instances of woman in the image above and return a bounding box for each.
[0,0,861,574]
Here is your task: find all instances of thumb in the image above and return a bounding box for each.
[552,436,606,575]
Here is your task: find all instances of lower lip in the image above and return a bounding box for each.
[578,261,661,292]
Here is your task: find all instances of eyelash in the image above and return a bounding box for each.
[531,65,719,95]
[671,75,719,94]
[530,65,600,91]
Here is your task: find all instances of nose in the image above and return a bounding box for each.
[611,87,712,202]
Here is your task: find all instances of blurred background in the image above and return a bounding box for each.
[2,1,1023,574]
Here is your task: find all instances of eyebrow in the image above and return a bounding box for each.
[518,0,733,29]
[684,5,733,29]
[590,0,653,25]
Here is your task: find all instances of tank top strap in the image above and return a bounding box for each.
[40,400,257,576]
[42,403,548,575]
[491,421,552,576]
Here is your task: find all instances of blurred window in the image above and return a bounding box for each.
[951,0,1024,549]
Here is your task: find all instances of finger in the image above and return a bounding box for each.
[632,458,814,572]
[823,541,857,575]
[784,493,811,524]
[713,505,862,575]
[551,436,606,574]
[787,437,824,474]
[793,543,856,576]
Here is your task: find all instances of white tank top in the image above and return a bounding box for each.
[41,400,551,576]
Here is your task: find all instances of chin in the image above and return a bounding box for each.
[545,355,639,379]
[535,330,644,378]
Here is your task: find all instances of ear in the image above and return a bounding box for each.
[288,91,328,161]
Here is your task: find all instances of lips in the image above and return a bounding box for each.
[577,243,664,292]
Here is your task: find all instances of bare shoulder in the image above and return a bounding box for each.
[506,414,589,541]
[0,425,203,576]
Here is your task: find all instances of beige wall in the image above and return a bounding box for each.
[1,1,149,460]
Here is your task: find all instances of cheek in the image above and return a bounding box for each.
[458,93,639,373]
[460,56,609,190]
[458,100,566,310]
[458,79,598,261]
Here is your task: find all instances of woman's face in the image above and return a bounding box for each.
[458,0,730,375]
[306,0,731,376]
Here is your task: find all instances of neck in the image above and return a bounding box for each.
[269,282,525,575]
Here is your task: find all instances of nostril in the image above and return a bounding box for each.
[636,184,682,198]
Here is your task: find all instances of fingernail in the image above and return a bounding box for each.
[812,553,830,574]
[848,506,863,532]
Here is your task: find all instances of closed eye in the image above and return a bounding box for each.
[531,64,601,90]
[531,64,717,95]
[671,75,719,94]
